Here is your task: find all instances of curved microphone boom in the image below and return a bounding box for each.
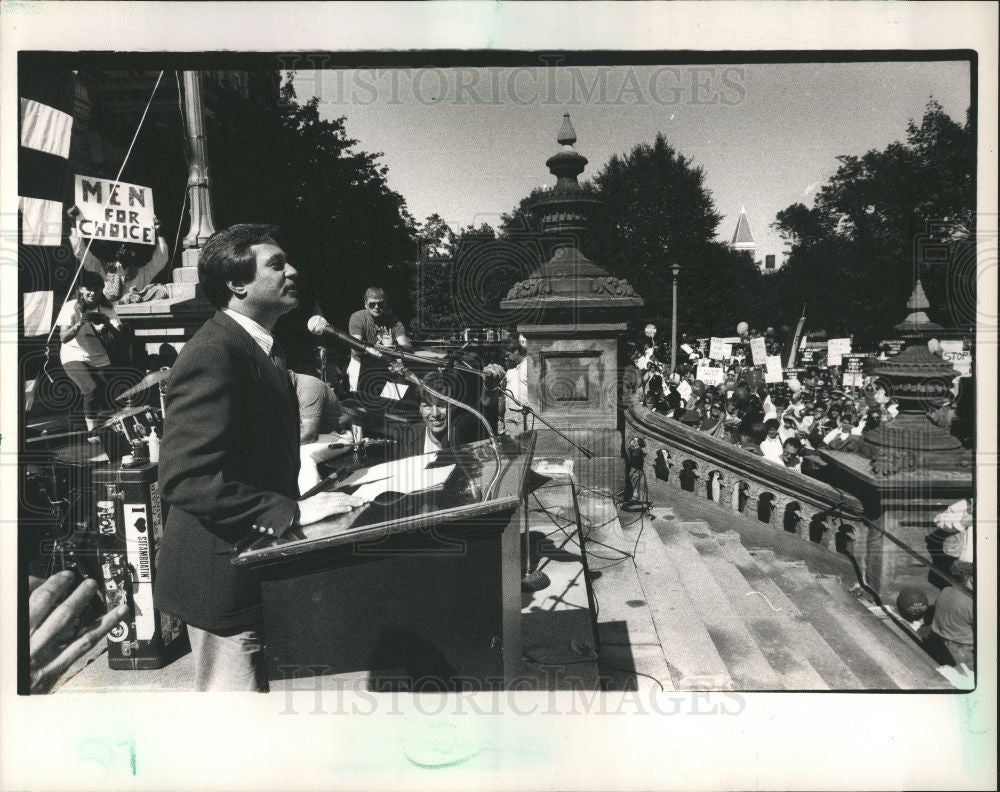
[308,315,504,501]
[308,315,492,378]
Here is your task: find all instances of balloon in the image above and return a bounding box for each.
[927,338,941,354]
[732,386,750,406]
[787,378,802,393]
[736,321,749,336]
[691,380,707,398]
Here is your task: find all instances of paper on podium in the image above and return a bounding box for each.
[350,452,455,501]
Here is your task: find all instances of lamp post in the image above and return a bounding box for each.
[670,261,681,375]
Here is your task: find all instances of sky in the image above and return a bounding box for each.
[297,60,971,266]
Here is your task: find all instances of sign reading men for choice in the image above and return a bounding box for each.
[75,176,156,245]
[696,364,725,386]
[749,337,767,366]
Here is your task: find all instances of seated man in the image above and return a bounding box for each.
[289,371,349,443]
[290,370,354,495]
[924,561,975,670]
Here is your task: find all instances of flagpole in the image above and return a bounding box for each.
[787,303,807,368]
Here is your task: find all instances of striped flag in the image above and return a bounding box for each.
[18,70,78,407]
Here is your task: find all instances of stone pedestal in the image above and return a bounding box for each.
[820,450,972,600]
[519,323,623,430]
[500,114,642,432]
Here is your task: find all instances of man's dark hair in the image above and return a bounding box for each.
[198,224,279,309]
[764,418,780,432]
[782,437,803,453]
[418,372,460,406]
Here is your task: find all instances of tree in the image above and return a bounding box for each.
[410,214,459,336]
[415,213,456,259]
[772,99,975,343]
[268,76,418,367]
[588,133,764,335]
[480,132,766,337]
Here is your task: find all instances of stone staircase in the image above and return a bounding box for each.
[587,487,954,691]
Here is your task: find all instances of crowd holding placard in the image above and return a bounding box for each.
[627,323,973,478]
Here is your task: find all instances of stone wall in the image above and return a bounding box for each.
[625,396,871,575]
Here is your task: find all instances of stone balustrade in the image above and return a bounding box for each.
[625,396,870,574]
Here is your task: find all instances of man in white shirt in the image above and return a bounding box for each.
[760,419,784,463]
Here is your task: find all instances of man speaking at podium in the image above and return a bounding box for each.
[154,225,363,691]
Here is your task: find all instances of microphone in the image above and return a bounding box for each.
[308,315,492,379]
[308,315,387,360]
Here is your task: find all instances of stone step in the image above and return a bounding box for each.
[599,644,675,692]
[777,563,937,690]
[571,496,675,691]
[653,512,783,690]
[813,575,951,689]
[714,533,864,689]
[606,508,732,690]
[685,528,829,690]
[749,549,899,689]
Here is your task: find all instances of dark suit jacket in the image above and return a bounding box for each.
[153,311,300,632]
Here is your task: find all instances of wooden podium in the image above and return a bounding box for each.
[233,432,536,691]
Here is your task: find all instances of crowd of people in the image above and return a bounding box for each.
[623,321,976,478]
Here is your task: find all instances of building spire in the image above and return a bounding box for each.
[730,206,755,251]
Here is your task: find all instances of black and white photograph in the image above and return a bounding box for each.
[1,3,996,791]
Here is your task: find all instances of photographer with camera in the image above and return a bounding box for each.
[57,270,124,435]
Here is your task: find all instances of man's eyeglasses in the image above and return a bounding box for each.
[367,301,385,308]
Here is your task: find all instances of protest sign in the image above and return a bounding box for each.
[765,355,784,383]
[827,337,852,368]
[696,338,710,356]
[879,339,906,357]
[800,349,814,364]
[696,364,725,386]
[75,175,156,245]
[750,337,767,366]
[842,354,867,387]
[939,340,972,377]
[708,337,729,361]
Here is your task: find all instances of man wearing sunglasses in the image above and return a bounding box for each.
[347,286,412,393]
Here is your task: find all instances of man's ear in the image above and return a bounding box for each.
[226,280,247,300]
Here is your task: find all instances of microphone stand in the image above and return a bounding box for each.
[491,382,593,459]
[387,360,503,503]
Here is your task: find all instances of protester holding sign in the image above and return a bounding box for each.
[58,270,124,434]
[69,201,169,303]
